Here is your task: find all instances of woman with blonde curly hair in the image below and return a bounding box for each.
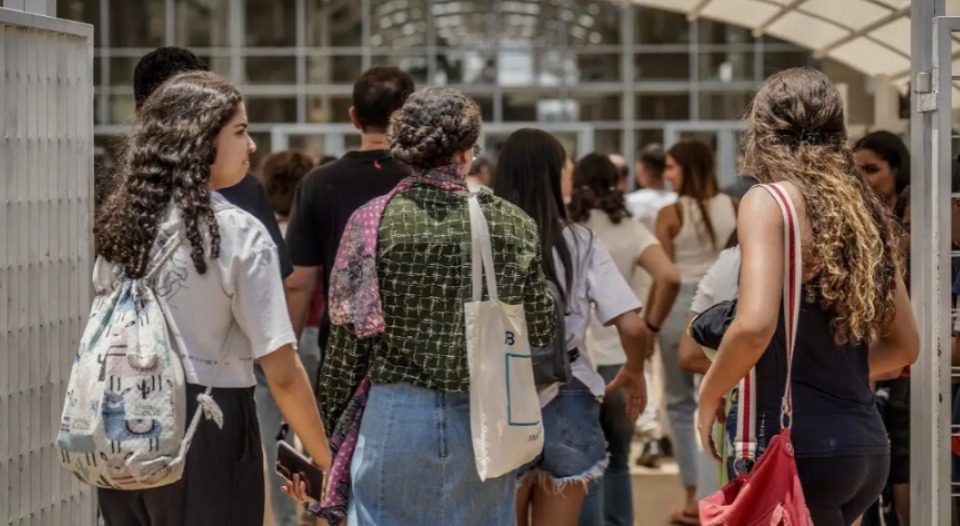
[290,87,558,525]
[696,67,919,526]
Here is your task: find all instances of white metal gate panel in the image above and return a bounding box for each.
[0,7,95,526]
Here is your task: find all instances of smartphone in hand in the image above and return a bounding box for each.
[275,440,324,501]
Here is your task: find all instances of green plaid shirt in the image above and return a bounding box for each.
[318,185,556,431]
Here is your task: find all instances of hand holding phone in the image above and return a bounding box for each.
[276,440,324,502]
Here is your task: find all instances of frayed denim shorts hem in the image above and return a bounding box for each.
[519,379,608,491]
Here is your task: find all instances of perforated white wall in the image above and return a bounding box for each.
[0,7,95,525]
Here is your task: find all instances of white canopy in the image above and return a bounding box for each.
[630,0,960,90]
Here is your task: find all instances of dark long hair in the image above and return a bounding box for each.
[669,140,720,247]
[493,128,573,300]
[568,153,631,224]
[853,130,911,195]
[95,71,243,278]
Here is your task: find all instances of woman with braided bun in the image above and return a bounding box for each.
[93,71,330,525]
[298,87,557,525]
[696,67,918,526]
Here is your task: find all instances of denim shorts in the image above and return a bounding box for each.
[519,379,609,486]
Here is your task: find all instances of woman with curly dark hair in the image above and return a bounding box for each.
[697,67,918,526]
[569,153,680,526]
[290,87,557,525]
[94,71,330,526]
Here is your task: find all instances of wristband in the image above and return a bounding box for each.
[645,320,661,333]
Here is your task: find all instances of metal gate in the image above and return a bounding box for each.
[0,5,96,525]
[911,2,955,524]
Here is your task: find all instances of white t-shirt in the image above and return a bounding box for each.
[583,212,660,366]
[544,225,643,401]
[626,188,677,230]
[690,247,741,314]
[92,194,297,388]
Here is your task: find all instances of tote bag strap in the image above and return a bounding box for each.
[468,194,500,302]
[731,183,802,473]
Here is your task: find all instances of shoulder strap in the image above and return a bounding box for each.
[144,231,184,283]
[759,183,802,427]
[731,183,802,473]
[468,194,499,302]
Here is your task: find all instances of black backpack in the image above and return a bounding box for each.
[531,281,573,388]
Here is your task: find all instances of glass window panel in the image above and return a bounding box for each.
[634,7,690,45]
[371,55,429,84]
[635,53,690,80]
[245,0,297,47]
[108,0,165,48]
[244,57,297,85]
[465,95,494,123]
[249,132,270,169]
[500,48,575,87]
[308,1,362,47]
[697,19,755,45]
[699,51,756,82]
[175,0,229,47]
[246,97,297,124]
[503,91,564,122]
[59,0,103,47]
[636,93,691,120]
[501,1,565,48]
[636,129,665,150]
[576,53,621,83]
[109,94,135,124]
[434,7,496,49]
[93,57,102,86]
[698,91,754,120]
[198,55,232,78]
[763,51,816,76]
[571,0,622,46]
[370,0,428,48]
[307,96,353,123]
[307,56,364,85]
[594,130,623,156]
[433,49,494,85]
[109,57,141,86]
[575,94,622,121]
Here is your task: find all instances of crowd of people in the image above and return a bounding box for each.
[81,45,925,526]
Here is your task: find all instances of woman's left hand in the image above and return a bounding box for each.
[280,473,319,507]
[697,396,724,462]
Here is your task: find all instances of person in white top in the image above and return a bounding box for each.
[626,143,678,230]
[92,72,331,525]
[494,130,652,526]
[569,154,681,526]
[653,139,737,526]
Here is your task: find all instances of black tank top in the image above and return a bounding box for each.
[752,281,889,458]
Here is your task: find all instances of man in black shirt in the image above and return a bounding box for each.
[132,47,292,279]
[284,66,415,355]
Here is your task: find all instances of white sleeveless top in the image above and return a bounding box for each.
[672,194,737,284]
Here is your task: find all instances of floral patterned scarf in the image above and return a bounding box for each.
[309,165,467,524]
[328,164,468,338]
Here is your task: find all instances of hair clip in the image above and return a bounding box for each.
[800,129,824,145]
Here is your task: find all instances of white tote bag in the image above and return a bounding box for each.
[464,194,545,481]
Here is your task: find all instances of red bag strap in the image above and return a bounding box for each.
[732,183,802,472]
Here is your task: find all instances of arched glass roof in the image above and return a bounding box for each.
[629,0,960,88]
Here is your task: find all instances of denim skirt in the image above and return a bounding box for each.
[348,383,517,526]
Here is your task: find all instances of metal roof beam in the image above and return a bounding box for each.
[752,0,805,38]
[814,5,910,57]
[684,0,712,22]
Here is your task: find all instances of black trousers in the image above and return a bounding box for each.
[99,384,264,526]
[797,453,890,526]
